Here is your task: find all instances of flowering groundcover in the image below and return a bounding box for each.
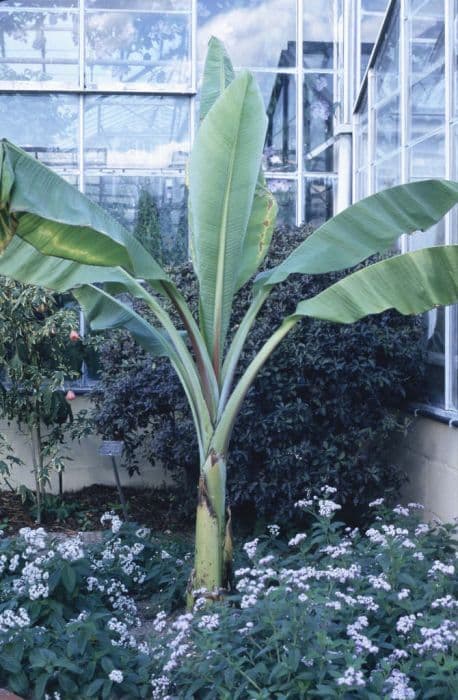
[0,493,457,699]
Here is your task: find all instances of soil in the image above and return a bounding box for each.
[0,484,194,536]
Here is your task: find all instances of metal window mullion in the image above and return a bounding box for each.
[191,0,197,92]
[367,68,375,195]
[444,0,456,410]
[399,0,410,254]
[296,0,304,226]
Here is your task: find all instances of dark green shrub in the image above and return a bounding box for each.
[93,225,426,524]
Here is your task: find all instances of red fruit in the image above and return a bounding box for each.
[69,330,80,342]
[65,390,76,401]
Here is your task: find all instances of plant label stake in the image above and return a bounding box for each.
[98,440,128,521]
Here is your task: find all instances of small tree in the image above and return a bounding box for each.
[0,278,79,522]
[1,38,458,596]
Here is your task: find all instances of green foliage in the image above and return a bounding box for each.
[0,516,191,699]
[134,189,163,265]
[0,278,85,519]
[0,499,456,698]
[93,225,426,523]
[150,498,458,699]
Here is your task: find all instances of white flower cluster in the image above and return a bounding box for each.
[396,614,416,635]
[108,669,123,683]
[91,537,146,585]
[152,610,168,633]
[151,674,170,700]
[107,617,137,649]
[197,614,219,631]
[431,594,458,610]
[385,670,415,700]
[428,560,455,577]
[19,527,47,551]
[56,536,84,562]
[267,524,280,538]
[318,499,342,518]
[320,539,352,558]
[163,613,193,673]
[397,588,410,601]
[243,538,259,560]
[288,533,307,547]
[0,607,30,633]
[412,620,458,656]
[13,559,50,600]
[392,505,410,517]
[367,574,391,591]
[368,498,385,507]
[336,666,365,687]
[346,615,379,654]
[100,511,122,534]
[334,591,379,612]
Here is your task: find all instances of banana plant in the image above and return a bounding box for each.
[1,37,458,599]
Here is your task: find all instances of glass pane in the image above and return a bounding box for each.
[85,11,191,87]
[197,0,296,70]
[375,6,400,102]
[425,307,445,407]
[0,2,77,7]
[374,152,400,191]
[256,72,296,172]
[304,177,334,226]
[360,8,387,78]
[84,95,189,170]
[410,7,444,79]
[356,168,368,200]
[411,64,445,142]
[362,0,389,10]
[87,1,189,8]
[409,131,445,250]
[303,0,334,69]
[85,175,188,266]
[0,9,79,84]
[0,93,78,167]
[304,73,334,171]
[375,95,400,159]
[267,178,296,227]
[410,0,444,16]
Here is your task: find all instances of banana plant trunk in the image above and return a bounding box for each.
[189,449,233,603]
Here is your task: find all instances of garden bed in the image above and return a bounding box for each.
[0,485,193,536]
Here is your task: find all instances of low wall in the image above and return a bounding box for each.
[397,416,458,522]
[0,396,169,494]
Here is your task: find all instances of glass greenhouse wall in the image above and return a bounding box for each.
[1,0,457,418]
[354,0,458,415]
[0,0,360,253]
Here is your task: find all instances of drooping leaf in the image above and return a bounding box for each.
[0,237,136,291]
[189,71,267,368]
[255,180,458,290]
[73,285,177,359]
[288,245,458,324]
[0,140,169,282]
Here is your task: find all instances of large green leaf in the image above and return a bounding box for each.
[189,71,267,369]
[73,285,176,358]
[255,180,458,290]
[0,140,169,283]
[199,36,235,123]
[235,176,277,291]
[0,236,134,291]
[196,38,277,294]
[288,245,458,324]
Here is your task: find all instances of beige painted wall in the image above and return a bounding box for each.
[2,398,457,522]
[397,416,458,522]
[0,396,169,494]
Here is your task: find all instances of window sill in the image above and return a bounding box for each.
[408,403,458,428]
